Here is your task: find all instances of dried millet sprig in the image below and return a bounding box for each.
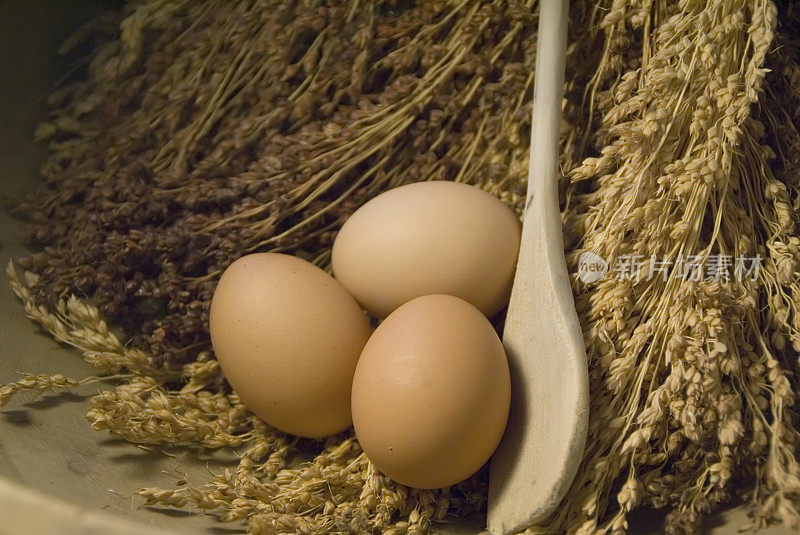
[5,261,173,380]
[0,373,116,408]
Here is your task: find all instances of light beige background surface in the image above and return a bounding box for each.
[0,2,793,533]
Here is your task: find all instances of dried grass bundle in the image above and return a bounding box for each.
[556,1,800,533]
[4,0,800,533]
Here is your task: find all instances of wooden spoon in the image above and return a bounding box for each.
[487,1,588,533]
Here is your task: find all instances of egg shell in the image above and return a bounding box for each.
[209,253,372,438]
[351,294,511,489]
[331,181,522,318]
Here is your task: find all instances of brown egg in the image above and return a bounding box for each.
[351,294,511,488]
[332,181,521,319]
[209,253,371,438]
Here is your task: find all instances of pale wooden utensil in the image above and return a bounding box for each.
[487,1,588,533]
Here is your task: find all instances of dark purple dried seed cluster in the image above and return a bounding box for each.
[13,0,566,370]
